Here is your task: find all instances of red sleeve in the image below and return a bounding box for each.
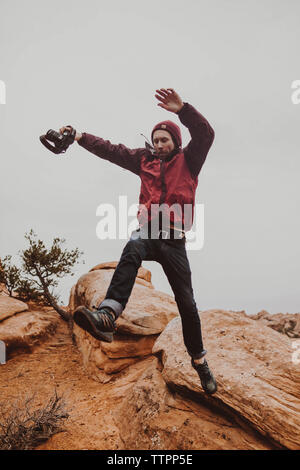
[178,103,215,177]
[78,133,143,176]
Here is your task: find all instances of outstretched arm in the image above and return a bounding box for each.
[154,89,215,176]
[59,126,142,176]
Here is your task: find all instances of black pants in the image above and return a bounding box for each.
[99,227,205,360]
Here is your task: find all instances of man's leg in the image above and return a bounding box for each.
[74,229,156,341]
[157,239,217,394]
[157,240,205,359]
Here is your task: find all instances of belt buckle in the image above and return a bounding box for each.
[169,225,185,239]
[158,229,169,239]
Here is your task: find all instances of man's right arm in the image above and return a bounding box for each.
[60,127,143,176]
[78,133,143,176]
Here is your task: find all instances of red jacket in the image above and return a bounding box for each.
[78,103,215,232]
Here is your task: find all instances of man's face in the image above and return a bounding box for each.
[152,130,175,157]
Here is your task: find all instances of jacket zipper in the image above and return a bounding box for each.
[159,158,166,205]
[158,158,167,230]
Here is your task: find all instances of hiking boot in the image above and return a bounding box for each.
[191,358,217,395]
[73,305,117,343]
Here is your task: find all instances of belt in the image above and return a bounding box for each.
[159,227,185,240]
[139,224,185,240]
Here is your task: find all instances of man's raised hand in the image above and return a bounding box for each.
[155,88,184,114]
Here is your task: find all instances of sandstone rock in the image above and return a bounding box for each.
[134,278,154,289]
[90,261,152,283]
[74,324,158,381]
[74,328,143,383]
[251,310,300,338]
[0,296,29,322]
[90,262,153,289]
[100,334,158,359]
[0,309,59,354]
[114,357,273,450]
[152,310,300,450]
[115,288,178,335]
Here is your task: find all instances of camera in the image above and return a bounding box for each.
[39,126,76,154]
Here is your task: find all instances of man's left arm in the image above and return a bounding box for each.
[178,102,215,177]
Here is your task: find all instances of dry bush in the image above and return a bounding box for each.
[0,390,69,450]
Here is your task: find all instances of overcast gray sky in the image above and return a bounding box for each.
[1,0,299,314]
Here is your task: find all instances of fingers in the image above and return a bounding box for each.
[155,88,175,103]
[167,88,178,96]
[156,88,173,98]
[59,125,72,134]
[155,93,167,103]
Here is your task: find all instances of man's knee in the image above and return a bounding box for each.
[175,288,198,314]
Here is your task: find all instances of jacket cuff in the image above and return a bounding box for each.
[176,102,189,116]
[77,132,88,146]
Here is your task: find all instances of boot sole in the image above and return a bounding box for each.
[73,307,114,343]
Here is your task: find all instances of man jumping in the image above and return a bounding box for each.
[61,88,217,394]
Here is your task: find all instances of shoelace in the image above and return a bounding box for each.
[193,360,210,375]
[95,309,116,330]
[200,362,212,380]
